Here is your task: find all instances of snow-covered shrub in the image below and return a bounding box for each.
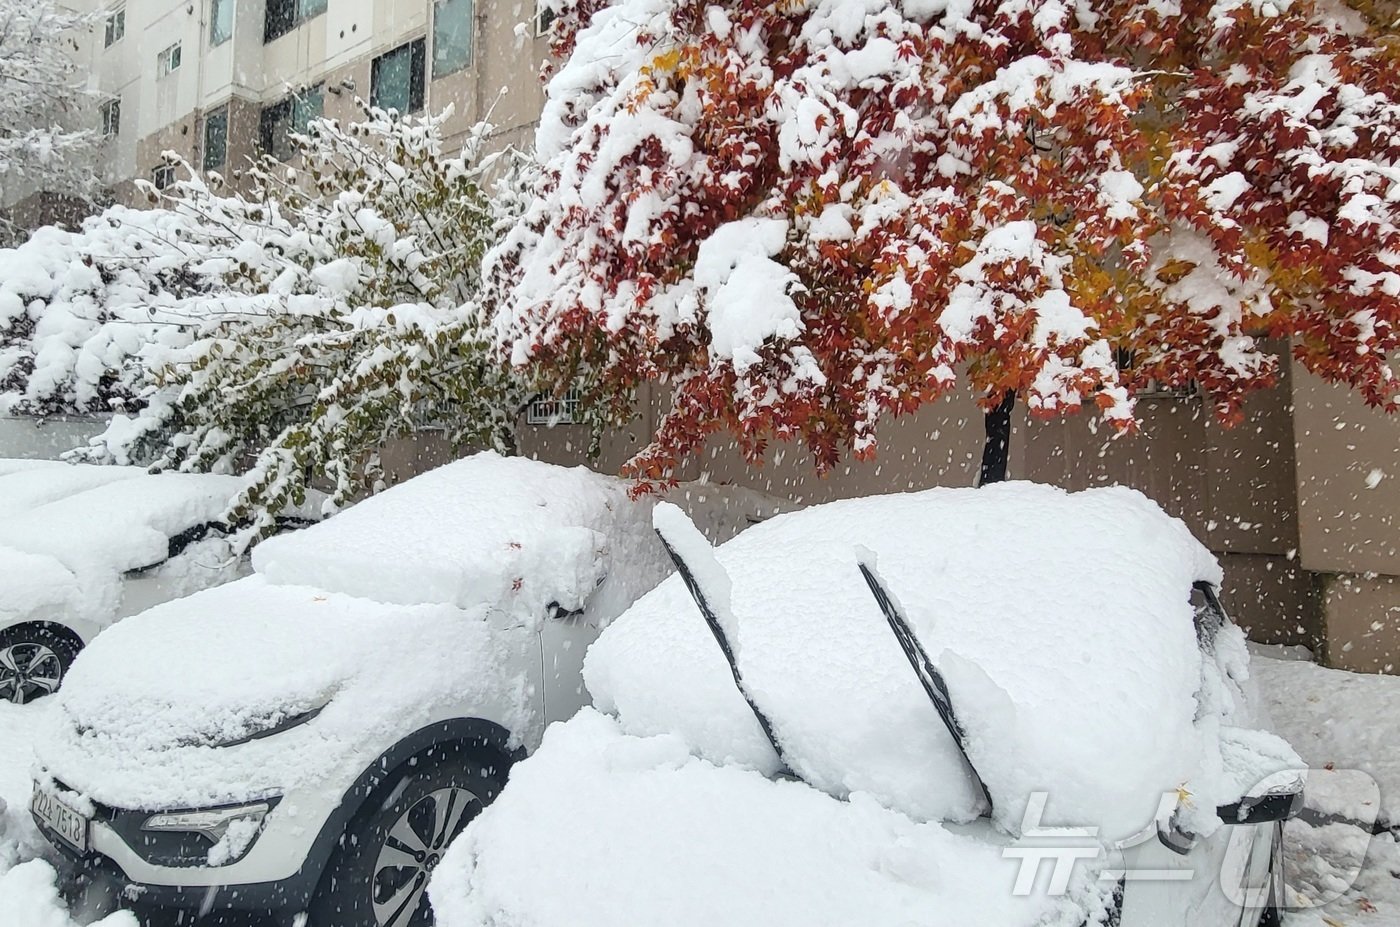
[0,103,529,532]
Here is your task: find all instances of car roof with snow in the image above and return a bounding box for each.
[251,451,662,616]
[0,467,249,576]
[0,460,145,519]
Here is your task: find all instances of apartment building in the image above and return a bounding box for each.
[58,0,551,207]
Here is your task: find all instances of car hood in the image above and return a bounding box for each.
[38,576,537,809]
[431,709,1110,927]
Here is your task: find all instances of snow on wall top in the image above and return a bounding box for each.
[251,452,656,618]
[586,481,1224,840]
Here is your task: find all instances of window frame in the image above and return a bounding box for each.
[258,85,324,162]
[535,2,556,37]
[431,0,474,79]
[203,105,230,171]
[99,98,121,139]
[157,43,182,77]
[210,0,234,46]
[370,38,427,115]
[104,8,126,47]
[265,0,327,44]
[526,388,581,425]
[151,164,177,191]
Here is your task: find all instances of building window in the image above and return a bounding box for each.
[265,0,327,43]
[432,0,473,78]
[152,164,177,190]
[203,106,229,171]
[259,86,324,162]
[157,43,182,77]
[536,2,556,37]
[104,8,125,47]
[371,39,426,114]
[100,99,121,138]
[526,388,581,425]
[210,0,234,45]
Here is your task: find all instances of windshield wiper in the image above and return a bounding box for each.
[857,559,993,817]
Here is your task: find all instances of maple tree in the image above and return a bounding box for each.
[488,0,1400,485]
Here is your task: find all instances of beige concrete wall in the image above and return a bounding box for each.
[1291,368,1400,577]
[1320,573,1400,673]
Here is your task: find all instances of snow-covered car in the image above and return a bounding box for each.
[0,460,275,704]
[28,453,780,926]
[430,483,1304,927]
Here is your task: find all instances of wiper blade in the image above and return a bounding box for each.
[653,515,794,779]
[857,559,993,816]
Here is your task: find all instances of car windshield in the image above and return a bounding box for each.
[1190,581,1228,649]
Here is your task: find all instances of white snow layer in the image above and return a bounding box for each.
[431,709,1103,927]
[37,576,533,809]
[588,482,1233,839]
[252,452,663,619]
[0,462,250,636]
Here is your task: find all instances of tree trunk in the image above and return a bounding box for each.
[977,391,1015,486]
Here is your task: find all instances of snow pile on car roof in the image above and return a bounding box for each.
[0,464,248,631]
[252,452,663,617]
[431,709,1109,927]
[586,482,1228,839]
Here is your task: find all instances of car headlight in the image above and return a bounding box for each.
[142,800,273,866]
[143,801,271,843]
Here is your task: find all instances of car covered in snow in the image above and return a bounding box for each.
[429,483,1303,927]
[28,453,780,926]
[0,459,283,704]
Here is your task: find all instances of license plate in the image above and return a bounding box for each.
[31,786,88,853]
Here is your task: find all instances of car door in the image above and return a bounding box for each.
[538,602,605,725]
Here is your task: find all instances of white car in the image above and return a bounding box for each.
[430,484,1303,927]
[0,460,276,704]
[30,453,779,926]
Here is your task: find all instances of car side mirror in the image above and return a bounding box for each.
[547,601,584,621]
[1217,784,1304,825]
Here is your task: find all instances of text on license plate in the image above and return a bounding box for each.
[30,787,88,852]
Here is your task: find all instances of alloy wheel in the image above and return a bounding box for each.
[0,642,63,704]
[371,786,480,927]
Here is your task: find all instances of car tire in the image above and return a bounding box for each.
[305,743,506,927]
[0,625,80,704]
[1257,821,1286,927]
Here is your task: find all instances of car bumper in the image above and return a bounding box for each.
[31,780,341,915]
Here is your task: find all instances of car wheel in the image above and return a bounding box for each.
[306,744,506,927]
[1257,821,1286,927]
[0,626,80,704]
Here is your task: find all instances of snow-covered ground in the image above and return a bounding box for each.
[0,650,1395,925]
[0,702,134,927]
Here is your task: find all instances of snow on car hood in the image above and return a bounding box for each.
[0,546,83,625]
[252,452,654,618]
[585,482,1234,841]
[431,709,1109,927]
[38,576,535,809]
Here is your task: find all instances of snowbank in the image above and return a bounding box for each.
[0,703,137,927]
[1254,654,1400,827]
[252,452,666,619]
[588,482,1227,839]
[431,709,1106,927]
[37,576,531,809]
